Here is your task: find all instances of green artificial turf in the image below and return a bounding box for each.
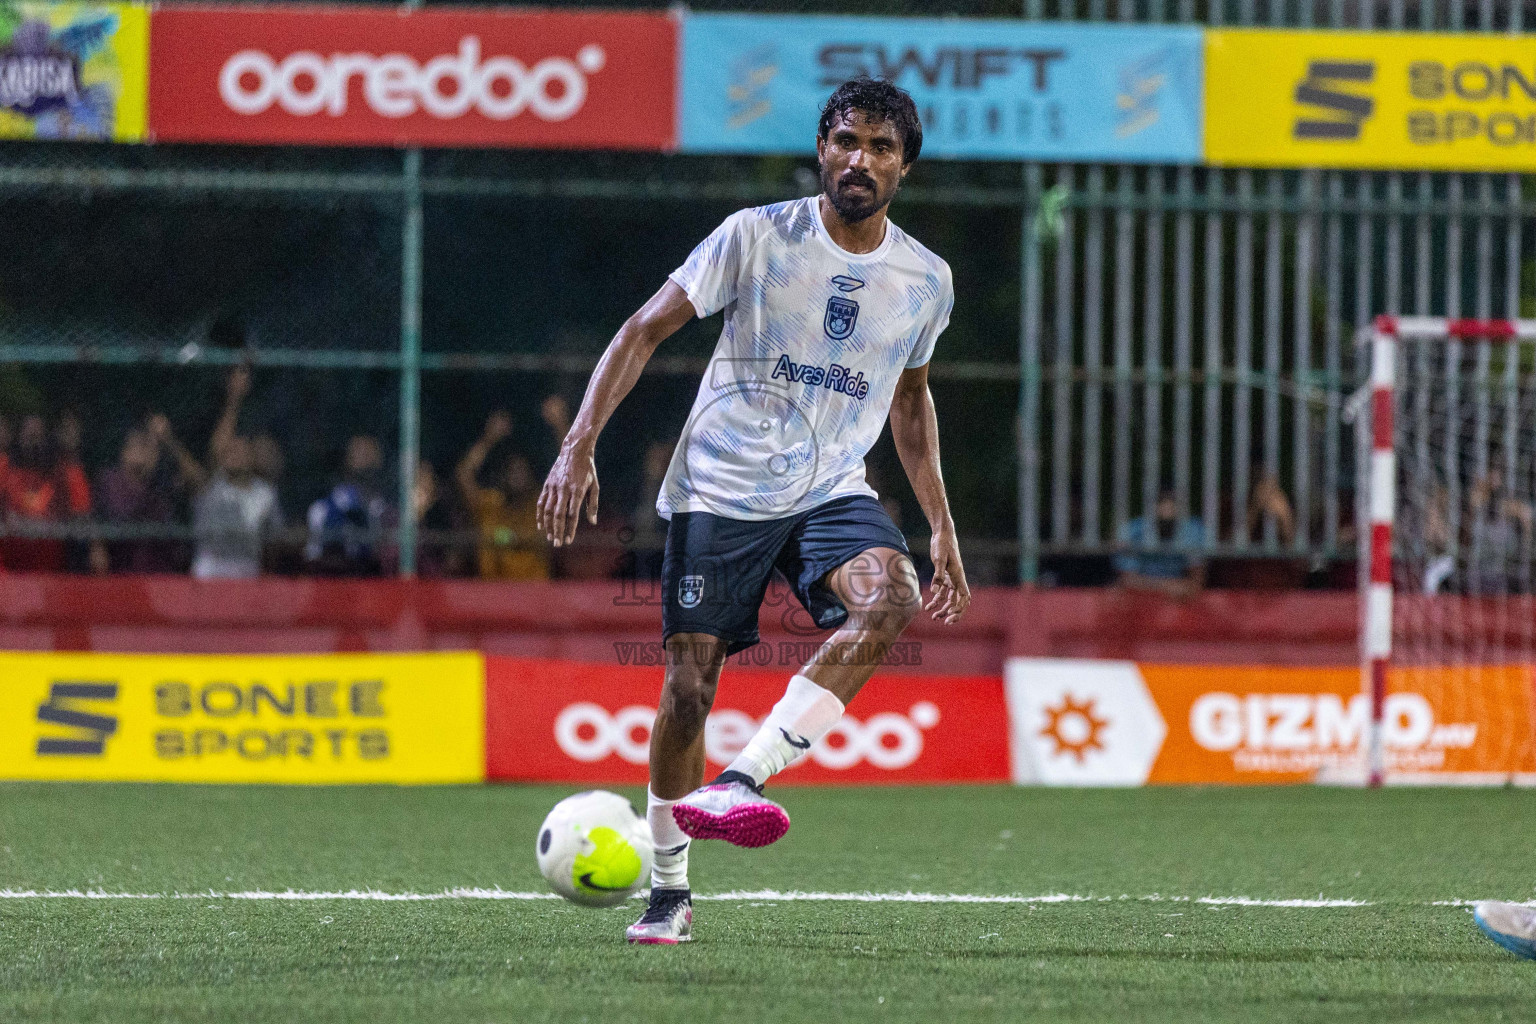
[0,783,1533,1022]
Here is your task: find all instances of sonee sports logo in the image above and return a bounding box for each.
[1293,59,1375,141]
[554,701,942,771]
[35,681,119,756]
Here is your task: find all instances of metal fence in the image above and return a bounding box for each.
[0,0,1530,585]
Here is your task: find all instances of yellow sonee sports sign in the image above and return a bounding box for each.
[0,652,484,783]
[1206,28,1536,171]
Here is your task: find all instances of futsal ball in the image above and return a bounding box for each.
[536,790,654,908]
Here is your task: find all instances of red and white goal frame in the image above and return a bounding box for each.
[1362,315,1536,787]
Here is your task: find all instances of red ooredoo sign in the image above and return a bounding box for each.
[485,656,1012,786]
[148,5,676,150]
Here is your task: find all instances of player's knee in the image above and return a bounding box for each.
[874,560,922,633]
[660,672,716,737]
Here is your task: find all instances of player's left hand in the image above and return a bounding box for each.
[925,528,970,624]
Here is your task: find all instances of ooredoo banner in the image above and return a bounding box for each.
[679,13,1204,162]
[1006,657,1536,785]
[147,4,676,149]
[1,651,485,783]
[485,656,1011,785]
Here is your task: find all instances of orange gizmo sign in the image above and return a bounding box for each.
[1006,658,1536,785]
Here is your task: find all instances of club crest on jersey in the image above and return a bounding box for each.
[824,296,859,340]
[678,575,704,609]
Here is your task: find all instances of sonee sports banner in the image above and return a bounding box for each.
[2,651,484,783]
[1205,28,1536,171]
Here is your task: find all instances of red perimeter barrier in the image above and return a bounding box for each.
[0,575,1358,668]
[484,656,1011,785]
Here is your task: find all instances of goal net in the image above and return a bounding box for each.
[1358,316,1536,786]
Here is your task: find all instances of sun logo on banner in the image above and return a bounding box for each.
[1039,694,1109,763]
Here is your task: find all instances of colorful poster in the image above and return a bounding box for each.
[679,14,1204,162]
[0,651,485,783]
[148,5,676,150]
[0,1,146,141]
[1207,28,1536,170]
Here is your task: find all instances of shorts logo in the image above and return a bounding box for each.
[824,296,859,340]
[678,575,704,609]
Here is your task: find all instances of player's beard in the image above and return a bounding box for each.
[821,163,894,224]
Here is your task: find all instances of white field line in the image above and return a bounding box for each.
[0,888,1468,908]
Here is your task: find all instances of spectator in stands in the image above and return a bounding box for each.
[97,414,205,573]
[457,411,549,580]
[629,439,673,577]
[1464,467,1533,596]
[413,458,465,578]
[51,410,106,572]
[1115,487,1205,598]
[251,433,287,498]
[304,434,391,576]
[192,432,282,580]
[0,414,93,573]
[1247,469,1296,546]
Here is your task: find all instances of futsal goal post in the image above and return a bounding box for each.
[1358,316,1536,787]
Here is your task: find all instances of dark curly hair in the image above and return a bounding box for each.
[817,77,923,166]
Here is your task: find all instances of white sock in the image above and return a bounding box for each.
[725,674,845,788]
[647,788,690,891]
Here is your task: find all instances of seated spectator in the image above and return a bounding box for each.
[304,434,391,576]
[457,411,549,580]
[97,413,205,573]
[192,434,282,580]
[1115,488,1205,598]
[0,414,92,573]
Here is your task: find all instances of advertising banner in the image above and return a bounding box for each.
[147,4,675,150]
[0,1,147,142]
[679,13,1203,162]
[1006,657,1536,785]
[1,651,484,783]
[485,656,1011,785]
[1206,28,1536,171]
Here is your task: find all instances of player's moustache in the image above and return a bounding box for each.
[839,173,876,193]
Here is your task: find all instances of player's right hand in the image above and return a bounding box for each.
[537,444,599,548]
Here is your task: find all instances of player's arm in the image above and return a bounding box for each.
[890,361,970,624]
[537,280,697,547]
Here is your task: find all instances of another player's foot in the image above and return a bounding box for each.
[625,887,692,945]
[1474,900,1536,959]
[671,772,790,848]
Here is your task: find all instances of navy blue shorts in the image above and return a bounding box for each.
[660,494,911,656]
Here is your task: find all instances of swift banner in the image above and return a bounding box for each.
[147,5,675,149]
[0,651,484,783]
[1206,28,1536,170]
[1006,657,1536,785]
[679,14,1204,162]
[0,1,147,142]
[485,656,1011,785]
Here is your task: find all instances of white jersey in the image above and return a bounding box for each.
[660,196,952,522]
